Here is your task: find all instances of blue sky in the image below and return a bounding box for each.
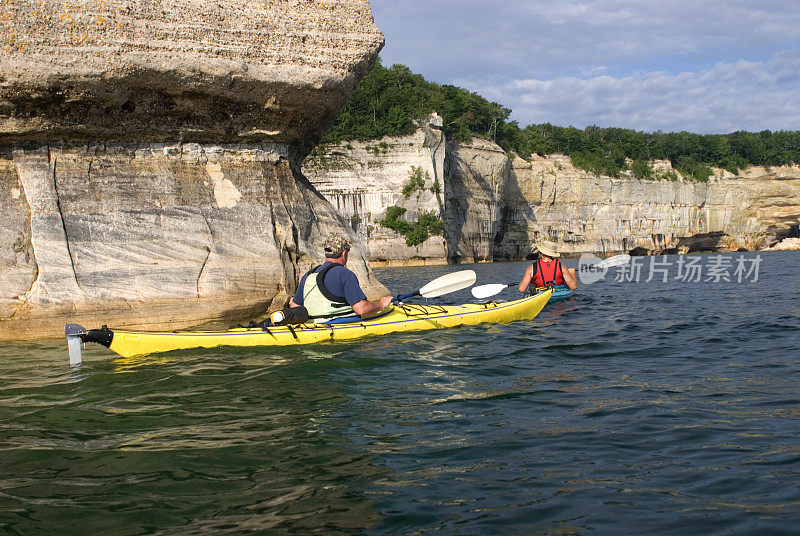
[369,0,800,134]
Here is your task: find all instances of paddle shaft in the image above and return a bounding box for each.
[394,270,477,302]
[395,290,421,302]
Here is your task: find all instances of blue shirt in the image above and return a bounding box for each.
[293,262,367,307]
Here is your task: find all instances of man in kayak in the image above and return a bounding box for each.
[290,233,393,322]
[518,241,578,293]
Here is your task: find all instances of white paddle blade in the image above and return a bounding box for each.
[419,270,477,298]
[595,254,631,269]
[471,283,509,299]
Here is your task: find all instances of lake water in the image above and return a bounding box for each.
[1,251,799,535]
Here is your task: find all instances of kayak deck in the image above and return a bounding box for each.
[67,290,553,359]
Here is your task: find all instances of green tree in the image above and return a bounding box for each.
[323,58,800,180]
[402,167,428,197]
[631,158,653,180]
[378,206,444,246]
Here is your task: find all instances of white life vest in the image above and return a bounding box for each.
[301,264,356,322]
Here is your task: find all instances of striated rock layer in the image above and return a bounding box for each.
[500,156,800,257]
[1,0,384,163]
[0,1,387,340]
[303,125,800,264]
[1,143,388,339]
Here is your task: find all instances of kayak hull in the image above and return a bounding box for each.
[85,290,553,358]
[548,285,574,302]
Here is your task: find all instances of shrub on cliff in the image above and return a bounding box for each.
[379,206,413,235]
[405,212,445,247]
[402,167,428,197]
[378,206,444,247]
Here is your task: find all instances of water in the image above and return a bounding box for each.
[1,251,799,535]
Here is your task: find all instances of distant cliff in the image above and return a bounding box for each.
[0,0,386,339]
[303,114,448,265]
[302,120,800,264]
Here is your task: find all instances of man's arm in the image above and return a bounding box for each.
[352,296,393,316]
[339,269,392,316]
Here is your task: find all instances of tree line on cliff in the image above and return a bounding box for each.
[323,60,800,181]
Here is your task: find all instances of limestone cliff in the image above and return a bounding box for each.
[303,115,447,265]
[302,125,800,264]
[1,0,383,163]
[500,156,800,257]
[0,0,386,339]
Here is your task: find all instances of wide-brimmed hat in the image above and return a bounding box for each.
[534,241,560,258]
[322,233,351,258]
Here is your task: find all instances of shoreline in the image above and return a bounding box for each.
[371,246,795,268]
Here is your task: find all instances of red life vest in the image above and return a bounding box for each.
[532,258,565,287]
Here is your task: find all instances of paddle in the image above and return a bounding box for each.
[395,269,477,302]
[594,254,631,269]
[471,283,514,299]
[470,254,632,299]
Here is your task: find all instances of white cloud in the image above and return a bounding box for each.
[468,50,800,133]
[369,0,800,132]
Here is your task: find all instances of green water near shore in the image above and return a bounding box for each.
[2,253,799,535]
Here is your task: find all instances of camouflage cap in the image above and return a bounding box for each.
[322,233,351,258]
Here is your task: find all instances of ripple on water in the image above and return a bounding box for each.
[1,254,800,535]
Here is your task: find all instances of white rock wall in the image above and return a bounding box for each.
[502,156,800,256]
[303,117,449,265]
[0,0,388,340]
[304,125,800,264]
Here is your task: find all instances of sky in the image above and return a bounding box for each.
[368,0,800,134]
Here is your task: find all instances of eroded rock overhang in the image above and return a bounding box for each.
[1,0,384,164]
[0,0,387,339]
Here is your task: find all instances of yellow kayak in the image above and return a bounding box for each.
[65,289,552,360]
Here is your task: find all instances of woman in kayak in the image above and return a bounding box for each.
[518,241,578,293]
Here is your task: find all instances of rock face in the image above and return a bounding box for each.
[0,1,387,340]
[303,125,800,264]
[764,237,800,251]
[303,115,447,265]
[500,157,800,257]
[1,0,384,163]
[443,138,515,263]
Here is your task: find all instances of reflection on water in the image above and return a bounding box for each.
[1,252,799,534]
[0,346,386,535]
